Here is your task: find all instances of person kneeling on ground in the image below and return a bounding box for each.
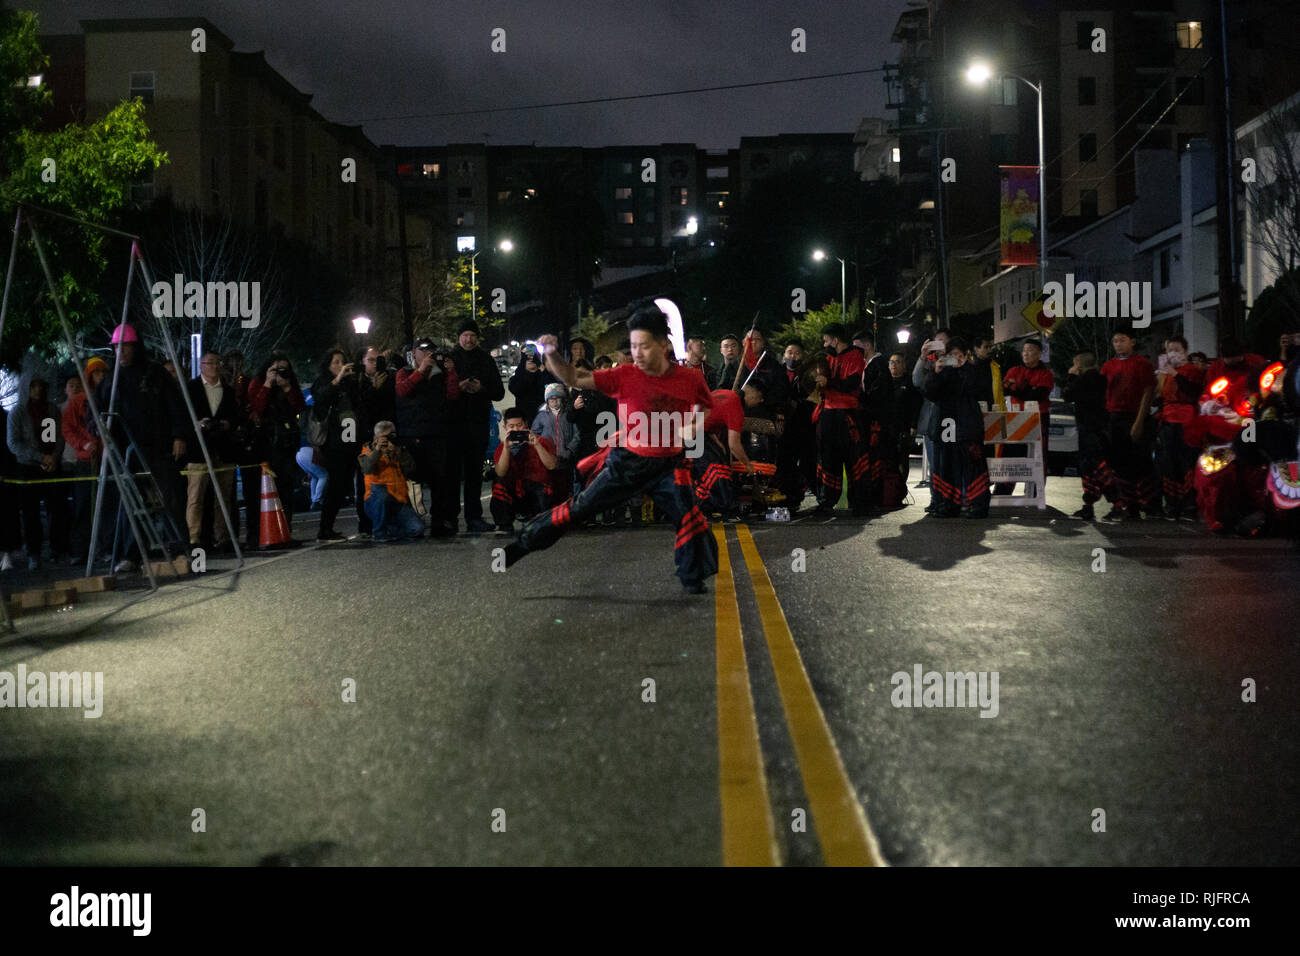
[357,421,424,543]
[491,407,557,533]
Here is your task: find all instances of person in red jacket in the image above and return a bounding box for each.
[1100,332,1158,519]
[245,353,307,542]
[62,357,109,563]
[810,323,870,517]
[1153,335,1205,519]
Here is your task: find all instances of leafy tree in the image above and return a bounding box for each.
[572,306,609,344]
[0,10,167,366]
[773,300,851,353]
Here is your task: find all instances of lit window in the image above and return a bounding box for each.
[423,163,440,179]
[891,147,901,163]
[1176,21,1203,49]
[615,187,632,200]
[497,191,511,202]
[129,71,155,105]
[621,212,634,224]
[525,188,536,198]
[457,236,476,252]
[677,188,688,205]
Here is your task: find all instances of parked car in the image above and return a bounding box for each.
[1046,398,1079,475]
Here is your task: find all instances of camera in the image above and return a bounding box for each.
[507,430,530,445]
[374,354,387,373]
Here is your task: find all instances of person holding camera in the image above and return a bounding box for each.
[247,352,306,543]
[179,352,240,552]
[448,320,506,534]
[396,338,459,536]
[491,407,558,532]
[919,336,990,518]
[310,347,362,543]
[354,346,396,537]
[357,421,424,543]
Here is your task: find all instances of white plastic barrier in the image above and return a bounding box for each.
[982,400,1046,509]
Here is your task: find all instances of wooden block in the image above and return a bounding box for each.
[172,555,190,576]
[53,575,117,593]
[19,590,46,610]
[44,587,77,607]
[149,560,181,578]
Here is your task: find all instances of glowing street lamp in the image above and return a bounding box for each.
[812,249,846,323]
[967,59,1046,290]
[896,328,911,345]
[351,315,372,335]
[470,238,515,319]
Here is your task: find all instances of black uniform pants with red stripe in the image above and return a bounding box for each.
[1108,413,1158,511]
[490,479,550,528]
[931,440,990,515]
[691,435,738,517]
[515,447,718,586]
[1155,422,1197,511]
[815,408,872,511]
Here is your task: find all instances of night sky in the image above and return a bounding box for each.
[27,0,904,148]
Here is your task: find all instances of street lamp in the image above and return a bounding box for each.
[896,328,911,344]
[966,60,1046,291]
[351,315,372,335]
[469,239,515,320]
[812,249,847,326]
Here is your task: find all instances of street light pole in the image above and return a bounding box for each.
[469,250,480,320]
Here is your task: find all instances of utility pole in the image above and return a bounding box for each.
[1212,0,1241,339]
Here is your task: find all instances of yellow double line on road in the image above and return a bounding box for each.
[713,524,885,867]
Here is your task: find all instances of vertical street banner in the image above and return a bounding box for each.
[999,165,1039,267]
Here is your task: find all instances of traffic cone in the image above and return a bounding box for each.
[259,463,291,548]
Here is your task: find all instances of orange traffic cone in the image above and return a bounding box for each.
[259,463,291,548]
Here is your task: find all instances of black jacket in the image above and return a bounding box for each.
[450,346,505,426]
[357,372,396,440]
[97,356,187,459]
[920,362,984,442]
[1061,369,1108,451]
[181,376,241,461]
[508,359,554,419]
[311,373,361,455]
[860,353,892,420]
[889,377,923,436]
[395,365,450,440]
[967,357,996,408]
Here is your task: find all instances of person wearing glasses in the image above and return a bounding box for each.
[247,352,306,546]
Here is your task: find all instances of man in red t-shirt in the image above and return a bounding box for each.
[1099,331,1158,518]
[996,338,1055,495]
[502,307,718,593]
[691,387,755,518]
[491,407,558,531]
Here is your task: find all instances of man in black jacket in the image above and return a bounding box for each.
[1061,351,1114,520]
[854,332,892,510]
[180,352,241,550]
[448,319,506,533]
[396,338,455,535]
[919,337,989,518]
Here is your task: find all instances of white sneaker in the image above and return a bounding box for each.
[113,559,137,574]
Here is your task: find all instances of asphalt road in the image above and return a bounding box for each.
[1,474,1297,866]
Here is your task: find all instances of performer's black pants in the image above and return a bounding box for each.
[815,408,871,510]
[691,435,737,517]
[1155,421,1197,511]
[514,448,717,586]
[1108,413,1157,511]
[931,439,990,514]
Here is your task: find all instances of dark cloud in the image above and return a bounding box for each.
[28,0,902,147]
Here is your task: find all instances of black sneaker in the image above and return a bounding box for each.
[315,530,347,543]
[1072,504,1095,521]
[682,580,708,594]
[466,518,495,534]
[1102,506,1126,521]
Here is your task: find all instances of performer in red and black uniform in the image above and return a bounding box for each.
[503,307,718,593]
[490,407,558,531]
[919,336,990,517]
[1153,335,1204,519]
[775,341,818,511]
[811,323,870,516]
[692,387,754,518]
[1099,331,1158,519]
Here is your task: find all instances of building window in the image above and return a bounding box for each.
[457,210,475,226]
[615,187,632,200]
[1160,248,1171,288]
[273,125,286,170]
[129,71,154,105]
[990,76,1017,106]
[1080,189,1098,218]
[676,188,688,205]
[645,210,655,223]
[620,212,634,224]
[891,147,901,163]
[458,160,473,176]
[423,163,440,179]
[1076,21,1094,50]
[457,186,473,199]
[457,235,476,252]
[497,190,511,202]
[707,166,728,179]
[1078,77,1096,106]
[1176,21,1203,49]
[1079,133,1098,162]
[639,236,656,247]
[621,162,633,174]
[1000,303,1007,324]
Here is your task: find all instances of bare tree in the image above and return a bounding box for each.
[1241,94,1300,330]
